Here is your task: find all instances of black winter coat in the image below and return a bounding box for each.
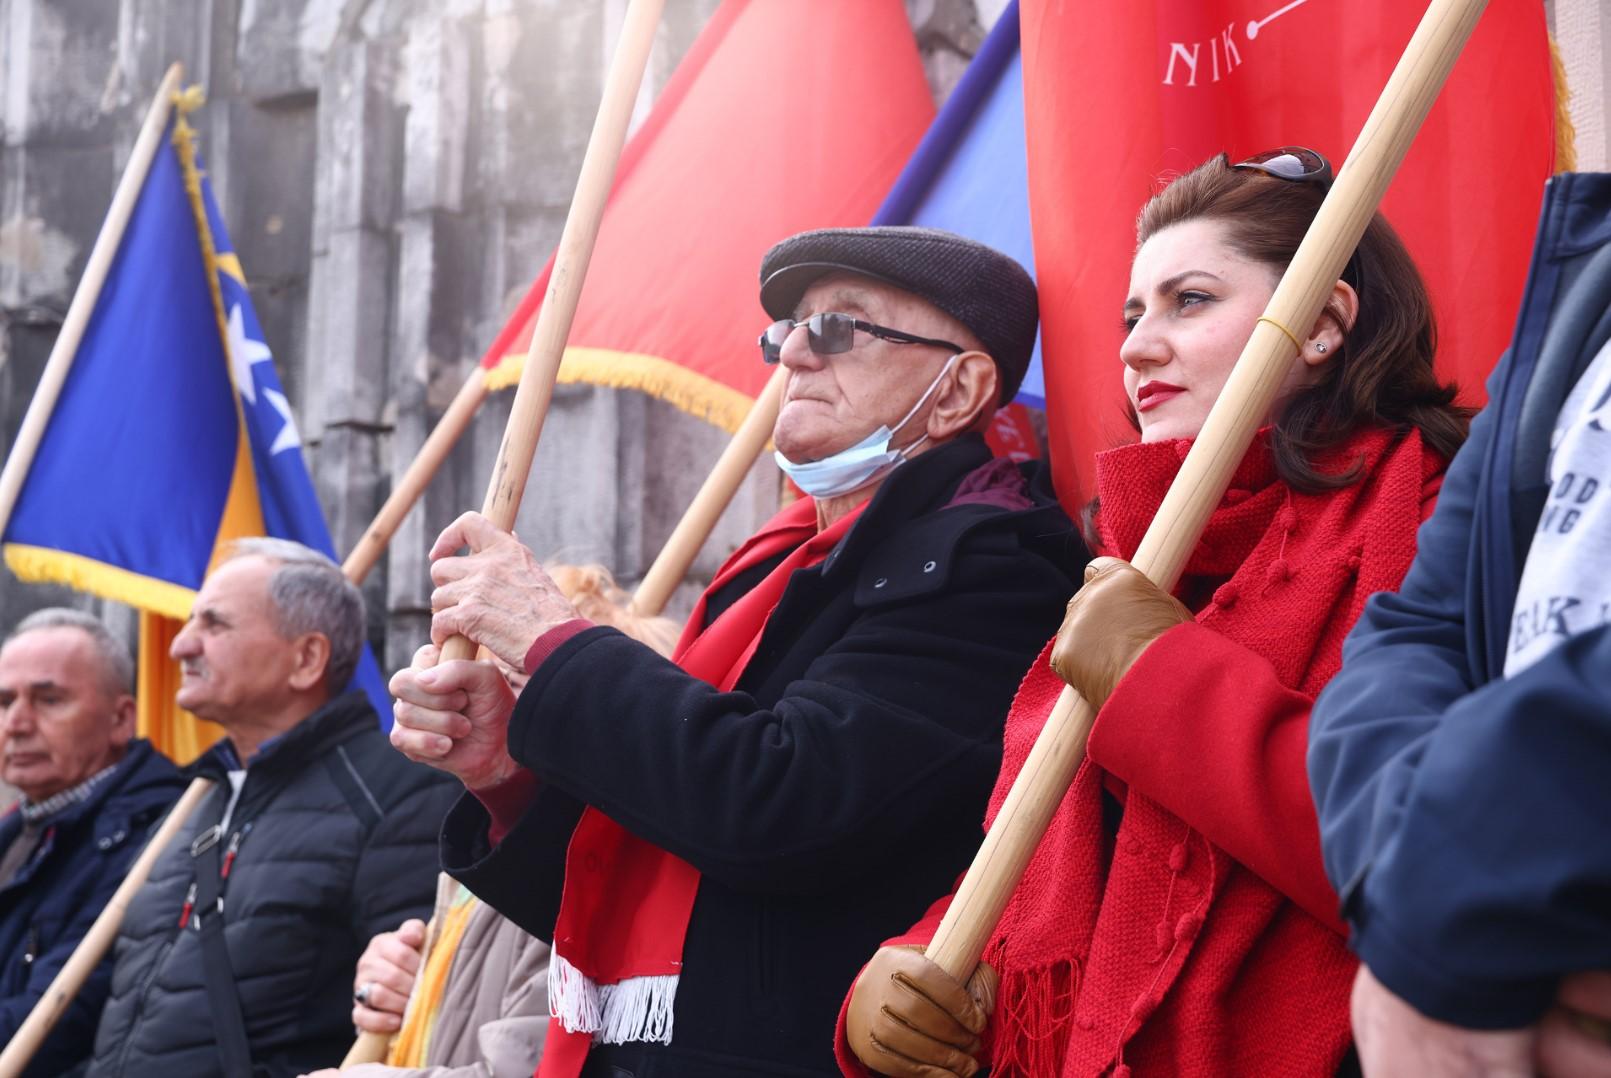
[88,693,457,1078]
[444,435,1086,1076]
[0,740,183,1078]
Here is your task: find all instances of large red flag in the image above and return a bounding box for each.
[1022,0,1560,505]
[481,0,934,433]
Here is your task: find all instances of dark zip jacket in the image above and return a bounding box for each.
[88,693,457,1077]
[1309,173,1611,1028]
[444,434,1086,1076]
[0,740,182,1078]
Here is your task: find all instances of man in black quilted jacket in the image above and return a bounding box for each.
[87,539,455,1078]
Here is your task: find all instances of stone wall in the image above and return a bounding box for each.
[0,0,999,676]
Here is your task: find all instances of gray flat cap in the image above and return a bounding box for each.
[759,226,1038,404]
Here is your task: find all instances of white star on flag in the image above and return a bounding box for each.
[226,303,302,455]
[264,388,303,456]
[226,303,274,405]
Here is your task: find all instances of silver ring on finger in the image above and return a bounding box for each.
[354,981,375,1006]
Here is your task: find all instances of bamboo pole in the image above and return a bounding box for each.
[0,777,214,1078]
[924,0,1491,980]
[433,0,664,668]
[339,873,454,1068]
[343,373,488,585]
[342,0,664,1064]
[0,63,183,540]
[631,366,786,616]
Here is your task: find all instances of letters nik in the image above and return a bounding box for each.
[1162,0,1313,87]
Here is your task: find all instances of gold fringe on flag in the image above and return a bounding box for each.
[2,545,196,621]
[483,347,758,435]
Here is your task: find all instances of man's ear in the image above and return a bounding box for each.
[928,351,999,439]
[109,693,137,749]
[287,632,333,693]
[1301,279,1359,369]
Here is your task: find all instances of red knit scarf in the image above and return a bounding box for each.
[980,426,1438,1076]
[539,495,864,1078]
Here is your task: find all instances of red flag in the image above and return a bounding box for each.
[1022,0,1559,505]
[481,0,934,433]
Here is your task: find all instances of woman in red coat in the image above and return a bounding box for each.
[838,149,1471,1077]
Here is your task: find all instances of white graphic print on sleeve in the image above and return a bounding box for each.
[1505,340,1611,677]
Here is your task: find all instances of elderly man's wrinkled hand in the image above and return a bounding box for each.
[1048,556,1192,710]
[845,945,996,1077]
[389,644,519,790]
[428,511,581,669]
[350,918,426,1034]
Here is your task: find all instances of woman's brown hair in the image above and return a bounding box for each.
[1135,153,1469,491]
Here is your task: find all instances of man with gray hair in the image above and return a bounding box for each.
[87,539,456,1077]
[0,608,183,1077]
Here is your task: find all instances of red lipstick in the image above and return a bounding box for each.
[1135,380,1185,413]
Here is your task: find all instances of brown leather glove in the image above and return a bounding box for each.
[1049,556,1193,710]
[845,945,998,1077]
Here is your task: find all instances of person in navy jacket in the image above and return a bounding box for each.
[0,609,183,1078]
[1309,172,1611,1076]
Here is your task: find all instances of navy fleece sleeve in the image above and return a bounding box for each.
[1310,372,1611,1027]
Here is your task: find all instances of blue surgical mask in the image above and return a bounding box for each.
[775,355,959,499]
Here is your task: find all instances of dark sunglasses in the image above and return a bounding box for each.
[758,312,964,365]
[1231,146,1334,187]
[1232,146,1361,289]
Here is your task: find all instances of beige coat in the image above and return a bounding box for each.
[346,899,549,1078]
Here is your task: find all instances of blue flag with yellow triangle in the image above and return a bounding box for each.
[2,100,389,759]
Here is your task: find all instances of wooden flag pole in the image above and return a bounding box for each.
[343,0,664,1064]
[343,373,487,585]
[923,0,1491,981]
[0,62,183,541]
[338,872,454,1068]
[0,777,213,1078]
[631,365,787,616]
[432,0,665,670]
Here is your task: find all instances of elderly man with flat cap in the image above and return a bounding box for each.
[390,226,1087,1077]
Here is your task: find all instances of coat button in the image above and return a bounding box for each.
[1168,843,1188,871]
[873,577,887,588]
[922,560,936,573]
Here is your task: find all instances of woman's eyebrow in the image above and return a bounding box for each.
[1126,269,1226,312]
[1155,269,1225,294]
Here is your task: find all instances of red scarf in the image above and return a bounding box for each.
[978,427,1440,1076]
[540,495,864,1078]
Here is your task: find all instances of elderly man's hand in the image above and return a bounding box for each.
[351,918,426,1034]
[845,945,996,1077]
[1351,964,1535,1077]
[1048,557,1192,710]
[389,644,519,790]
[428,512,580,670]
[1539,971,1611,1077]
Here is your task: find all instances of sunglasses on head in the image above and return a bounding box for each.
[1231,146,1334,187]
[758,312,964,365]
[1232,146,1362,288]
